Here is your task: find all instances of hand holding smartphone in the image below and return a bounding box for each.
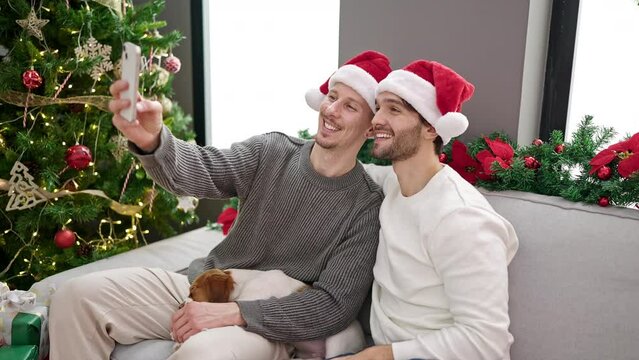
[119,42,141,122]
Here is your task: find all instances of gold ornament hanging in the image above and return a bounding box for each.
[92,0,123,18]
[5,161,48,211]
[16,8,49,41]
[109,134,129,161]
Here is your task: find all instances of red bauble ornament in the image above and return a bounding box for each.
[163,54,181,73]
[596,165,612,180]
[65,144,92,170]
[54,229,76,249]
[598,196,610,207]
[532,138,543,146]
[22,69,43,90]
[554,144,565,153]
[438,153,448,163]
[524,156,541,170]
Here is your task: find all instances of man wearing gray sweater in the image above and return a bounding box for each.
[49,51,392,360]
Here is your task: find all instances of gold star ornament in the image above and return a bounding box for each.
[16,8,49,41]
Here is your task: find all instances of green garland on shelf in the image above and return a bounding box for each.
[445,116,638,207]
[214,116,637,232]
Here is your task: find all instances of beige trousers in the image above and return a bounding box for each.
[48,267,291,360]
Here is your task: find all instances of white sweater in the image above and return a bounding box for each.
[364,165,519,360]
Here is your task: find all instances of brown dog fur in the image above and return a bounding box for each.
[188,268,235,303]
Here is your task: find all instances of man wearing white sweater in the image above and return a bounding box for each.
[341,60,519,360]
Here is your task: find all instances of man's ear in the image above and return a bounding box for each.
[423,123,438,141]
[207,271,235,302]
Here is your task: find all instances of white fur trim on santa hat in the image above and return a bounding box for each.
[376,69,441,123]
[328,64,378,112]
[431,112,468,145]
[377,69,467,145]
[305,88,325,112]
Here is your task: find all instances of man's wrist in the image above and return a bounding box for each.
[138,137,160,154]
[233,302,247,327]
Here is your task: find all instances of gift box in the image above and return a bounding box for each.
[0,284,49,360]
[0,345,39,360]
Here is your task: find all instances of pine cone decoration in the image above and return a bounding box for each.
[76,243,93,258]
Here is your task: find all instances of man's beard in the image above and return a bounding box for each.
[314,132,338,149]
[372,122,422,161]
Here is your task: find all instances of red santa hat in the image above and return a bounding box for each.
[305,50,392,113]
[376,60,475,145]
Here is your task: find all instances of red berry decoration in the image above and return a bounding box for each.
[65,144,92,170]
[554,144,565,153]
[439,153,448,163]
[22,69,43,90]
[532,138,543,146]
[163,54,181,73]
[524,156,541,170]
[598,196,610,207]
[54,229,76,249]
[596,165,612,180]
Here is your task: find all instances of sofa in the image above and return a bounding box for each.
[31,189,639,359]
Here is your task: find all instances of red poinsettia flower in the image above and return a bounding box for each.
[589,133,639,178]
[449,140,482,184]
[217,207,238,235]
[475,137,514,176]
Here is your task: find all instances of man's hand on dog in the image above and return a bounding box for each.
[171,301,247,343]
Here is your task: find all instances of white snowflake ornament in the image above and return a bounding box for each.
[74,36,113,81]
[176,196,199,212]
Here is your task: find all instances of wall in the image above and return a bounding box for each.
[339,0,540,143]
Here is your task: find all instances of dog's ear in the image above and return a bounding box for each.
[205,270,235,303]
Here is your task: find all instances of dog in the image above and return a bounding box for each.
[186,268,366,359]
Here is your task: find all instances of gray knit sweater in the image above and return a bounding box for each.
[131,127,383,342]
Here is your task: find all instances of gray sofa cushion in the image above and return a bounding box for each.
[482,190,639,360]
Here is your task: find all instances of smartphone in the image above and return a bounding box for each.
[119,42,141,122]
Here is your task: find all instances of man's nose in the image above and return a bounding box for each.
[371,112,385,126]
[325,100,340,117]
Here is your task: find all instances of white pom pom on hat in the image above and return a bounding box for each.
[305,87,326,112]
[376,60,475,145]
[305,50,392,113]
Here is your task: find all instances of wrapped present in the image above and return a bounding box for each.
[0,345,39,360]
[0,283,49,360]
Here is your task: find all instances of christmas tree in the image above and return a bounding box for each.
[0,0,197,290]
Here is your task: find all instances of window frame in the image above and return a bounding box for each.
[539,0,580,140]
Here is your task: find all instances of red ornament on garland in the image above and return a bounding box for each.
[54,229,76,249]
[524,156,541,170]
[65,144,92,170]
[438,153,448,163]
[554,144,565,154]
[532,138,543,146]
[163,54,181,73]
[596,165,612,180]
[598,196,610,207]
[22,68,43,90]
